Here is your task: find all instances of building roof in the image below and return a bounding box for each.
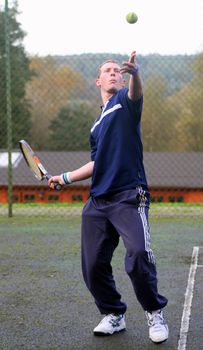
[0,150,202,188]
[144,152,202,188]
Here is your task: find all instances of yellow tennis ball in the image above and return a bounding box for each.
[126,12,138,24]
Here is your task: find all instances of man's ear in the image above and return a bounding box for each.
[95,78,101,87]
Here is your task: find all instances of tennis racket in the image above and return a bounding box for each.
[19,140,62,191]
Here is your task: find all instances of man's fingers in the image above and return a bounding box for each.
[121,62,135,72]
[129,51,136,63]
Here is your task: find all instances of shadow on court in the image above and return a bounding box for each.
[0,215,202,350]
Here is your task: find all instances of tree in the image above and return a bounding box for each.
[166,53,203,151]
[26,56,87,149]
[142,75,170,151]
[49,100,97,150]
[0,2,32,148]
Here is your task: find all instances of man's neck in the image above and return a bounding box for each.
[101,91,114,105]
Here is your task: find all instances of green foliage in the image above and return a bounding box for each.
[0,3,33,148]
[51,53,201,152]
[165,53,203,151]
[54,53,195,95]
[142,75,170,151]
[49,100,96,150]
[26,56,88,149]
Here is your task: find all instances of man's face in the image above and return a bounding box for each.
[96,62,125,94]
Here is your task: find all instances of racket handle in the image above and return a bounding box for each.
[54,182,62,191]
[46,174,62,191]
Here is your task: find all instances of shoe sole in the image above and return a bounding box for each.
[94,328,126,336]
[150,337,168,344]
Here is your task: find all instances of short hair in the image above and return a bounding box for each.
[97,59,120,78]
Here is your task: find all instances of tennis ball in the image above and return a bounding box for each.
[126,12,138,24]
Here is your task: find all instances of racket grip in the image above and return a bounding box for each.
[54,182,62,191]
[46,174,62,191]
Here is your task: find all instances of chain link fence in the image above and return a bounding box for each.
[0,1,203,218]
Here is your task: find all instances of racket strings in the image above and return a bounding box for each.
[21,146,42,180]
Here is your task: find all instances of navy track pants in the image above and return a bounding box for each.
[81,188,168,314]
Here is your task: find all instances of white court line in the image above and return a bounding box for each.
[177,246,199,350]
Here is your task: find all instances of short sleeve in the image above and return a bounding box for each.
[90,134,97,161]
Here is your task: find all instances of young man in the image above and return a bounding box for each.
[48,51,169,344]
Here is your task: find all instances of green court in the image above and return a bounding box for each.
[0,205,202,350]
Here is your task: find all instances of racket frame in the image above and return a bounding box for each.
[19,140,62,190]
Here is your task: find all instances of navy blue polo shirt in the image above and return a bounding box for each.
[90,87,148,197]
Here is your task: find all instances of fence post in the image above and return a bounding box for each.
[5,0,13,217]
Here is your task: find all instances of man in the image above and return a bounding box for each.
[48,51,169,344]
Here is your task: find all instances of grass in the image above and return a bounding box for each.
[0,202,84,208]
[0,210,203,349]
[0,202,202,220]
[0,202,202,208]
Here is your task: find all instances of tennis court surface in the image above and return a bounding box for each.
[0,209,202,350]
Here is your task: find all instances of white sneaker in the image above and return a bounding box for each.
[146,309,169,343]
[93,314,126,336]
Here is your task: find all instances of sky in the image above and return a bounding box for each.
[6,0,203,56]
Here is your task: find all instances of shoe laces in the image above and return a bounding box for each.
[109,314,122,327]
[146,310,165,327]
[101,314,122,327]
